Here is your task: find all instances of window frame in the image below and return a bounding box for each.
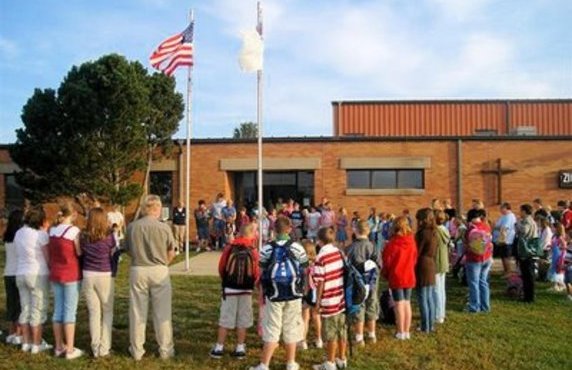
[346,169,425,190]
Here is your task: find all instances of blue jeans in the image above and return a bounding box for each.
[52,281,81,323]
[466,259,492,312]
[416,285,435,332]
[214,219,226,248]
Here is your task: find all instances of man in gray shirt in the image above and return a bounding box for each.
[126,195,176,360]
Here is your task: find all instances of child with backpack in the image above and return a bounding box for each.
[312,227,348,370]
[250,216,308,370]
[465,209,494,311]
[210,224,259,360]
[299,240,323,350]
[346,220,380,346]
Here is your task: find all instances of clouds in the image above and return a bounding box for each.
[0,0,570,142]
[0,36,19,59]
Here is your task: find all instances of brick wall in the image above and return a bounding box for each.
[179,139,571,234]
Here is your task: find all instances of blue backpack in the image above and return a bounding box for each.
[262,240,305,302]
[340,252,368,315]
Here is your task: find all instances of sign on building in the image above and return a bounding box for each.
[559,170,572,189]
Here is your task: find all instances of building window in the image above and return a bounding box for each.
[149,171,173,208]
[347,169,424,189]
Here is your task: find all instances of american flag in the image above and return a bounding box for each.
[150,21,194,76]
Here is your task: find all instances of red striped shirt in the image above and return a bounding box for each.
[313,244,345,317]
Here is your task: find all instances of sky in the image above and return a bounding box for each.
[1,0,571,143]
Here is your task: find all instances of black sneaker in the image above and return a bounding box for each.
[231,349,246,360]
[209,347,224,359]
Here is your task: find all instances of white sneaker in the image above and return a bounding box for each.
[11,335,22,345]
[405,332,411,339]
[286,363,301,370]
[367,333,377,343]
[436,318,445,324]
[335,358,348,369]
[315,339,324,348]
[298,340,308,350]
[5,334,15,344]
[55,347,67,357]
[66,348,84,360]
[30,340,53,354]
[248,364,270,370]
[395,332,406,340]
[22,343,32,352]
[195,247,201,252]
[313,361,336,370]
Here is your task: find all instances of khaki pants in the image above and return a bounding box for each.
[129,266,174,360]
[83,275,114,357]
[16,274,49,326]
[173,224,185,249]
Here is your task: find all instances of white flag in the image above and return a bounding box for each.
[238,29,263,72]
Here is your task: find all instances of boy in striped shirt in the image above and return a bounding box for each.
[312,227,347,370]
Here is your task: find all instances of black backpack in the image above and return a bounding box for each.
[379,289,396,325]
[222,243,256,293]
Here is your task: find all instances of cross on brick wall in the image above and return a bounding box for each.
[481,158,517,205]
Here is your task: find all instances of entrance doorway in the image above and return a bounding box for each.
[232,171,314,211]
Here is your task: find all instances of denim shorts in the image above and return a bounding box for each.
[565,266,572,285]
[52,281,81,323]
[391,288,412,302]
[198,225,209,240]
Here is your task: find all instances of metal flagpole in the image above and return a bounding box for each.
[184,9,194,271]
[256,1,264,250]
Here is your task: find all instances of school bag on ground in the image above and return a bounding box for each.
[506,274,523,300]
[340,251,367,316]
[379,289,396,325]
[467,226,492,256]
[261,240,304,302]
[222,242,256,293]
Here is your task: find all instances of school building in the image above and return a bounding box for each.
[1,98,571,227]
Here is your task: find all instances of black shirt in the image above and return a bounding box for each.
[173,207,186,225]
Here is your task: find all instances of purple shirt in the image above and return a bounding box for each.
[81,234,115,273]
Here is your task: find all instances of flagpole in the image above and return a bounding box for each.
[256,1,264,250]
[184,9,194,271]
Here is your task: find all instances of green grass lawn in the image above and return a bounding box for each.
[0,245,571,370]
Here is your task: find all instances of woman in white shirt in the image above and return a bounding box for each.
[14,206,52,354]
[3,209,24,345]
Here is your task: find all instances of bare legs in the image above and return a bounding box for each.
[393,301,412,336]
[53,322,76,353]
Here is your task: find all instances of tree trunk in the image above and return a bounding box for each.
[133,145,154,220]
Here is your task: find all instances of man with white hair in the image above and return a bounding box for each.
[126,195,176,360]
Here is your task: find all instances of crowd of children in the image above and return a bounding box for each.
[209,196,572,370]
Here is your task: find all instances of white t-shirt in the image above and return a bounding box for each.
[4,241,18,276]
[49,224,81,241]
[15,226,50,276]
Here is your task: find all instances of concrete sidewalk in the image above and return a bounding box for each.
[170,250,222,276]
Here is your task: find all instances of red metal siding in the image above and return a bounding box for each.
[334,100,572,137]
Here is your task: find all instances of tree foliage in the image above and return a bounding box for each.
[233,121,258,139]
[10,54,184,210]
